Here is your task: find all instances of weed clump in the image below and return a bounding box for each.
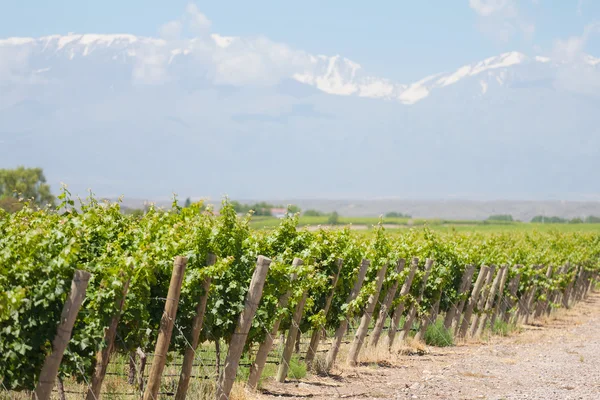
[424,319,454,347]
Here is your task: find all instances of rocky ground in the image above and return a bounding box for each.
[254,292,600,400]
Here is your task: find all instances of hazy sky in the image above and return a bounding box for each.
[1,1,600,200]
[1,1,599,82]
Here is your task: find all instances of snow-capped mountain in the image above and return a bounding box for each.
[2,33,598,104]
[1,33,600,199]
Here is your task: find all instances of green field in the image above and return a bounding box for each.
[248,215,600,233]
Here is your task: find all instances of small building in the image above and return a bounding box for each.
[270,208,288,219]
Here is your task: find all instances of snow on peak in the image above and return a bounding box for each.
[0,37,36,46]
[1,33,597,105]
[437,52,527,87]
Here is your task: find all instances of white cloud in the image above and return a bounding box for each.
[552,24,600,97]
[185,3,211,34]
[132,42,171,84]
[469,0,514,17]
[158,20,182,40]
[140,4,313,87]
[552,23,599,63]
[469,0,535,43]
[0,44,39,84]
[159,2,211,39]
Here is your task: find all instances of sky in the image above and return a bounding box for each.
[1,0,599,82]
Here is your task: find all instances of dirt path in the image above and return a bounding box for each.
[256,292,600,400]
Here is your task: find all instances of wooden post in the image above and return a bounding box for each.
[86,276,131,400]
[136,348,147,393]
[399,259,434,342]
[571,267,583,303]
[247,258,302,390]
[469,265,496,337]
[562,263,576,309]
[445,265,475,330]
[521,282,538,325]
[143,256,187,400]
[413,290,441,342]
[458,265,490,338]
[573,267,586,303]
[347,262,389,366]
[305,259,343,369]
[128,351,137,385]
[586,271,597,297]
[217,256,271,400]
[369,259,406,347]
[174,254,217,400]
[276,290,308,382]
[490,265,510,328]
[515,285,534,325]
[384,258,419,349]
[502,272,521,323]
[534,265,553,319]
[33,270,91,400]
[546,265,567,316]
[475,265,506,337]
[325,259,370,371]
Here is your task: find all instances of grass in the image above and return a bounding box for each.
[423,319,454,347]
[491,319,518,337]
[249,214,600,234]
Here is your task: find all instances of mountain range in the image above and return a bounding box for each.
[1,33,599,200]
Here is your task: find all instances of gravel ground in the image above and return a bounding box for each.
[257,292,600,400]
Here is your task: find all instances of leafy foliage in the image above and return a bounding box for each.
[1,193,599,390]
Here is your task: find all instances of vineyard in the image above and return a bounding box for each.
[1,192,599,400]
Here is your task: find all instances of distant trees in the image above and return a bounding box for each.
[531,215,600,224]
[303,209,323,216]
[287,205,301,214]
[487,214,514,222]
[0,167,54,212]
[327,211,340,225]
[230,201,301,216]
[385,211,412,218]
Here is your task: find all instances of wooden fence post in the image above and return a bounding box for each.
[276,289,308,382]
[469,265,496,337]
[305,259,343,369]
[413,289,441,342]
[457,265,490,338]
[217,256,271,400]
[33,270,91,400]
[247,258,302,390]
[136,348,147,393]
[534,265,553,319]
[445,265,475,330]
[369,259,406,347]
[86,275,131,400]
[562,263,575,309]
[489,265,509,328]
[325,259,370,371]
[475,265,506,337]
[128,351,137,385]
[347,262,389,366]
[502,272,521,323]
[143,256,187,400]
[548,265,568,316]
[398,259,434,342]
[515,284,533,324]
[174,253,217,400]
[383,258,419,349]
